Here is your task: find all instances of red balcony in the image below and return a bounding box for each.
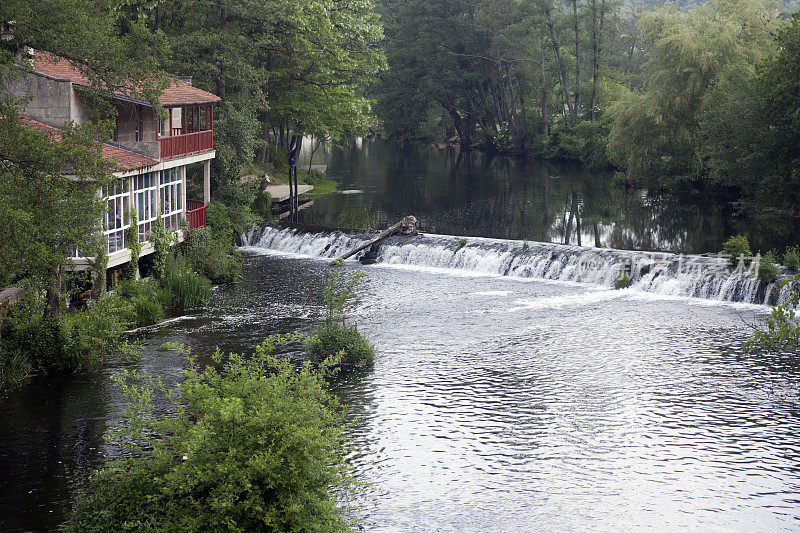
[186,199,207,229]
[159,104,214,159]
[160,130,213,159]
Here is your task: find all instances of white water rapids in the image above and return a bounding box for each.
[243,225,790,306]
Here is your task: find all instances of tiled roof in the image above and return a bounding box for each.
[20,117,159,172]
[32,52,221,107]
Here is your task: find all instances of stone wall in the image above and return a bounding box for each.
[4,70,71,127]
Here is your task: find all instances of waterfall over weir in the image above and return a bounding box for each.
[243,225,790,306]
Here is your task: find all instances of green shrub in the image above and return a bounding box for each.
[163,270,212,310]
[615,271,631,289]
[213,182,257,239]
[117,278,159,300]
[758,251,779,284]
[116,279,164,327]
[522,240,529,250]
[2,290,137,373]
[0,347,31,393]
[66,336,355,532]
[61,293,136,369]
[305,319,375,367]
[455,238,468,254]
[150,214,174,280]
[181,227,242,284]
[723,235,752,267]
[252,191,273,220]
[132,298,164,327]
[745,274,800,354]
[783,246,800,271]
[3,299,65,371]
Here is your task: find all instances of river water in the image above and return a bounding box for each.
[2,142,800,531]
[298,140,752,255]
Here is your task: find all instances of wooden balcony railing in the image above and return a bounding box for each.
[160,130,213,159]
[186,199,207,229]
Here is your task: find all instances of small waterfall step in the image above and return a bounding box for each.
[241,224,790,306]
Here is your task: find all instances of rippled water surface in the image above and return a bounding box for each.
[297,140,797,254]
[3,250,800,531]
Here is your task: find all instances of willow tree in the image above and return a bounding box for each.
[606,0,783,188]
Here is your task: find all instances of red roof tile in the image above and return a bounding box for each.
[20,117,159,172]
[32,52,221,107]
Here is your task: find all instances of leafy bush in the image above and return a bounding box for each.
[117,278,158,300]
[2,290,138,375]
[61,293,136,369]
[2,298,65,371]
[214,182,257,240]
[132,298,164,327]
[614,271,631,289]
[305,319,375,367]
[163,270,212,310]
[758,251,779,284]
[252,191,273,220]
[150,214,174,280]
[723,235,752,267]
[116,279,164,327]
[66,336,355,532]
[455,238,468,254]
[310,259,374,368]
[745,274,800,354]
[784,246,800,271]
[181,227,242,284]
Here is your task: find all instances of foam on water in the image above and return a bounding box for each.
[242,225,790,306]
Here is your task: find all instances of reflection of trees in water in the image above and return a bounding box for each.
[0,375,109,531]
[305,139,736,254]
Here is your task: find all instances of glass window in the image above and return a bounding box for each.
[133,171,158,243]
[160,167,184,233]
[104,177,130,254]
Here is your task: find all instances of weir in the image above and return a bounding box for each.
[242,225,791,306]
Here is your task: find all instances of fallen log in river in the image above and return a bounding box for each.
[330,216,419,265]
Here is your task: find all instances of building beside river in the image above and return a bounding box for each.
[3,49,220,277]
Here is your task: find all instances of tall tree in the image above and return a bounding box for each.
[0,0,167,312]
[607,0,782,187]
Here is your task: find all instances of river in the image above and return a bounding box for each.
[1,141,799,531]
[297,140,749,254]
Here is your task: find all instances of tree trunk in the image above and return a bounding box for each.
[590,0,606,121]
[540,32,549,135]
[572,0,580,119]
[44,266,62,320]
[563,193,572,245]
[541,173,549,242]
[546,8,574,118]
[593,221,601,247]
[444,96,471,146]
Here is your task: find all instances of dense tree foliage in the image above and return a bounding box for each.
[607,0,781,187]
[67,339,355,532]
[372,0,627,156]
[157,0,386,183]
[0,0,168,310]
